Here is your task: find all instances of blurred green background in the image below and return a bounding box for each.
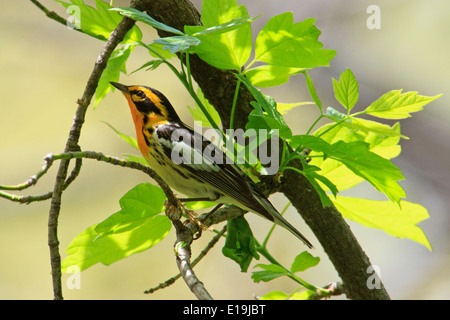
[1,0,449,299]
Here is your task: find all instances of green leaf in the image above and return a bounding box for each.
[110,7,184,35]
[146,42,176,60]
[94,44,134,108]
[153,35,200,54]
[302,163,338,198]
[277,102,314,115]
[284,163,335,207]
[362,90,442,119]
[326,105,408,140]
[290,290,316,300]
[302,72,323,112]
[291,135,406,203]
[94,182,167,237]
[332,196,432,250]
[184,0,252,70]
[186,88,222,128]
[55,0,142,43]
[62,183,171,272]
[120,183,165,213]
[238,74,292,139]
[191,16,256,36]
[247,108,292,140]
[332,68,359,112]
[259,290,315,300]
[245,65,304,88]
[129,59,163,75]
[222,217,259,272]
[258,290,290,300]
[62,215,170,272]
[366,123,403,159]
[123,154,147,166]
[103,121,139,150]
[310,122,402,192]
[251,264,289,282]
[350,117,407,139]
[255,13,336,68]
[290,251,320,273]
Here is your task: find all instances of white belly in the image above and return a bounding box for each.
[146,148,219,200]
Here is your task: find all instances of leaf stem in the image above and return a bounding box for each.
[255,242,320,292]
[229,77,241,130]
[315,117,349,139]
[185,52,194,92]
[142,42,221,132]
[305,114,325,135]
[261,201,291,247]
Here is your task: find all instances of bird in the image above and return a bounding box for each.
[110,81,312,248]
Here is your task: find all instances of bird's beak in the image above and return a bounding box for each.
[110,82,129,93]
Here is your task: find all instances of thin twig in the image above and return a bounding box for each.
[0,149,179,206]
[144,225,227,294]
[0,157,54,191]
[308,282,345,300]
[172,219,213,300]
[30,0,85,33]
[0,158,82,204]
[57,151,178,205]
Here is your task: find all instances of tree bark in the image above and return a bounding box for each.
[140,0,390,300]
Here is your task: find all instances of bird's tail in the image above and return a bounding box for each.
[271,209,313,249]
[256,197,313,248]
[240,173,313,248]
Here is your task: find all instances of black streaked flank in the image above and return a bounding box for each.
[142,128,151,147]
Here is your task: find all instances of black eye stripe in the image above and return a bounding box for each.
[134,100,163,116]
[129,86,181,122]
[131,90,147,100]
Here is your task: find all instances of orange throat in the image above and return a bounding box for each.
[124,94,150,160]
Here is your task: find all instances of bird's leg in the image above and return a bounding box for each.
[192,204,224,240]
[170,195,221,236]
[164,199,184,221]
[164,198,215,234]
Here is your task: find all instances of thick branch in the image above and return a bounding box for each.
[141,0,390,300]
[280,160,390,300]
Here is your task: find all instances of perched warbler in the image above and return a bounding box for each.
[110,82,312,248]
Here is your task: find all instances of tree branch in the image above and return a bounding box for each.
[30,0,72,27]
[308,282,345,300]
[172,219,213,300]
[144,225,226,294]
[51,151,178,206]
[0,157,82,204]
[42,0,149,300]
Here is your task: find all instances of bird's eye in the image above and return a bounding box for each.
[136,90,146,98]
